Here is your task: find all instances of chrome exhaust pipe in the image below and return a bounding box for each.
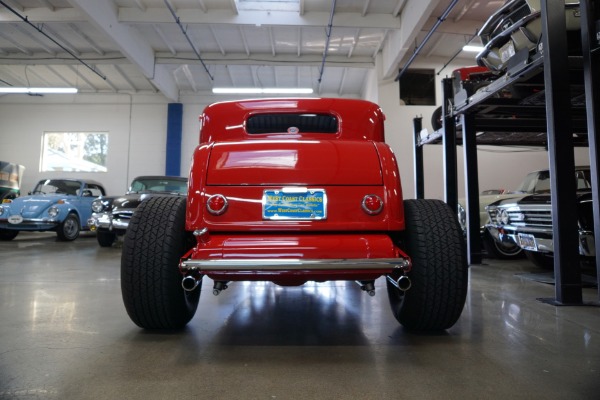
[181,276,200,291]
[397,275,411,291]
[386,274,412,291]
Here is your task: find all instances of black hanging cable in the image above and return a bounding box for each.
[318,0,337,84]
[395,0,460,81]
[436,30,479,76]
[0,0,107,80]
[163,0,214,81]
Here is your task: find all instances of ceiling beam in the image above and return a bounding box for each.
[0,7,84,22]
[392,0,407,17]
[114,64,137,91]
[208,25,226,56]
[0,31,33,55]
[153,24,177,55]
[380,0,441,80]
[338,67,347,95]
[361,0,371,17]
[268,26,276,57]
[40,24,81,56]
[239,26,250,56]
[297,26,302,57]
[68,0,179,101]
[118,8,402,30]
[229,0,238,15]
[45,65,74,86]
[180,65,198,92]
[454,0,477,23]
[14,25,56,55]
[68,23,105,55]
[347,28,360,58]
[94,65,119,91]
[37,0,55,12]
[0,66,27,85]
[65,64,97,90]
[132,0,146,12]
[158,53,376,67]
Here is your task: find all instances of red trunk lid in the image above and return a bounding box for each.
[206,140,382,186]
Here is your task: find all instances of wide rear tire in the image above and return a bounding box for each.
[121,196,200,330]
[387,199,468,331]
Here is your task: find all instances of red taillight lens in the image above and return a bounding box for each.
[206,194,228,215]
[362,195,383,215]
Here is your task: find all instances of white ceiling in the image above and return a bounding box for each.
[0,0,505,101]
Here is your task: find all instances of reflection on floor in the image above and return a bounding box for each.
[0,232,599,399]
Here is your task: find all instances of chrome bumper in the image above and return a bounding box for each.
[180,257,411,272]
[0,218,59,230]
[487,225,595,257]
[505,232,595,258]
[88,213,129,231]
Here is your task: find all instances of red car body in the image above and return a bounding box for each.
[121,98,467,332]
[181,98,409,286]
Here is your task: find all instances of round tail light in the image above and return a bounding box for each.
[206,194,228,215]
[362,195,383,215]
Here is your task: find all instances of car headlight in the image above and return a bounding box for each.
[48,206,59,218]
[496,209,509,225]
[92,199,105,213]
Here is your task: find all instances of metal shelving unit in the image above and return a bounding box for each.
[413,0,600,305]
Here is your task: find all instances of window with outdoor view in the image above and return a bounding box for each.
[41,132,108,172]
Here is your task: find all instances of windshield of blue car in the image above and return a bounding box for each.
[32,179,81,195]
[129,178,188,194]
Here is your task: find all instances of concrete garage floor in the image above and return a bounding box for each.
[1,233,599,400]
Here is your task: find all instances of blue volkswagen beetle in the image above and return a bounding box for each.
[0,178,106,241]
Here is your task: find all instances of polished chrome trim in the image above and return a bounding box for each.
[180,257,410,271]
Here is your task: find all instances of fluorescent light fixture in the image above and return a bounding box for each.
[462,45,484,53]
[0,87,78,94]
[212,87,313,94]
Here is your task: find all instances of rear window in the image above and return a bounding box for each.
[246,113,338,134]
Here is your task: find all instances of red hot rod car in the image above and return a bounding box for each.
[121,98,468,332]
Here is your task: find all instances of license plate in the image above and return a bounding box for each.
[8,215,23,224]
[262,188,327,220]
[518,233,537,251]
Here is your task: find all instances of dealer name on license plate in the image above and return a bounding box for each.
[263,188,327,220]
[518,233,537,251]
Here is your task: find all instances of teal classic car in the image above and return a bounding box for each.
[0,161,25,201]
[0,178,105,241]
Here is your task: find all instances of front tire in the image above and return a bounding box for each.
[56,213,80,241]
[0,229,19,241]
[387,199,468,331]
[482,230,523,259]
[96,230,117,247]
[121,196,200,330]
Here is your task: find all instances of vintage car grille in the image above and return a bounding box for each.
[507,208,552,229]
[112,210,134,220]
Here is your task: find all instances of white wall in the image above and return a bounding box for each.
[0,93,170,195]
[0,63,591,199]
